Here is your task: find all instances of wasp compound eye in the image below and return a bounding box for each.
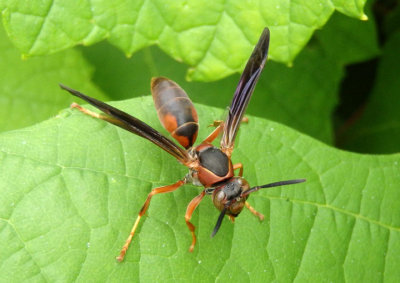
[212,190,227,212]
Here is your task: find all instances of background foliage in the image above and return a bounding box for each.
[0,0,399,282]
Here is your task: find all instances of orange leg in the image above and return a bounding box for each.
[202,123,224,144]
[233,163,243,177]
[116,179,185,262]
[185,190,206,252]
[204,117,247,145]
[209,117,247,128]
[208,120,223,128]
[245,201,264,221]
[71,103,127,128]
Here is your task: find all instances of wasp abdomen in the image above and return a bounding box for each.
[151,77,199,148]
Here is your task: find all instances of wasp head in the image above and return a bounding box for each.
[210,177,306,237]
[212,177,250,217]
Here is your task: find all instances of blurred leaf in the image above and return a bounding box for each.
[383,1,400,36]
[1,0,367,81]
[339,31,400,153]
[316,2,380,65]
[0,96,399,281]
[0,25,107,132]
[253,46,342,144]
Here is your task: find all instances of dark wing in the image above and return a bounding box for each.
[60,84,189,163]
[221,28,270,151]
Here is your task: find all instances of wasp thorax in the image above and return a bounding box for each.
[192,143,234,187]
[212,177,250,217]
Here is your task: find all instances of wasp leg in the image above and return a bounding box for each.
[245,201,264,221]
[71,103,126,127]
[208,117,248,128]
[204,117,248,145]
[208,120,223,128]
[202,124,223,144]
[233,163,243,177]
[116,179,185,262]
[185,190,206,252]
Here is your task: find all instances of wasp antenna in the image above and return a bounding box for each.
[211,207,228,237]
[59,83,78,95]
[241,179,306,198]
[59,83,91,101]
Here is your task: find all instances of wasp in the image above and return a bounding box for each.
[60,27,305,261]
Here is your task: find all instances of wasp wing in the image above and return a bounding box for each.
[60,84,189,163]
[221,28,270,152]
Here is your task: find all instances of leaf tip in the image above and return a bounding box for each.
[185,68,195,82]
[360,14,368,21]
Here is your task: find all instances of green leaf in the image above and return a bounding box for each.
[1,96,399,281]
[331,0,368,19]
[339,31,400,153]
[254,46,342,144]
[316,1,380,65]
[1,0,367,81]
[383,2,400,37]
[0,25,107,132]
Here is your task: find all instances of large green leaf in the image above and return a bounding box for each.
[0,25,107,132]
[1,96,399,281]
[340,31,400,153]
[1,0,367,81]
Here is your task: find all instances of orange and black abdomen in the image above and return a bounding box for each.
[151,77,199,148]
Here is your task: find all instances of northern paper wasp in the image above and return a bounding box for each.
[60,27,305,261]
